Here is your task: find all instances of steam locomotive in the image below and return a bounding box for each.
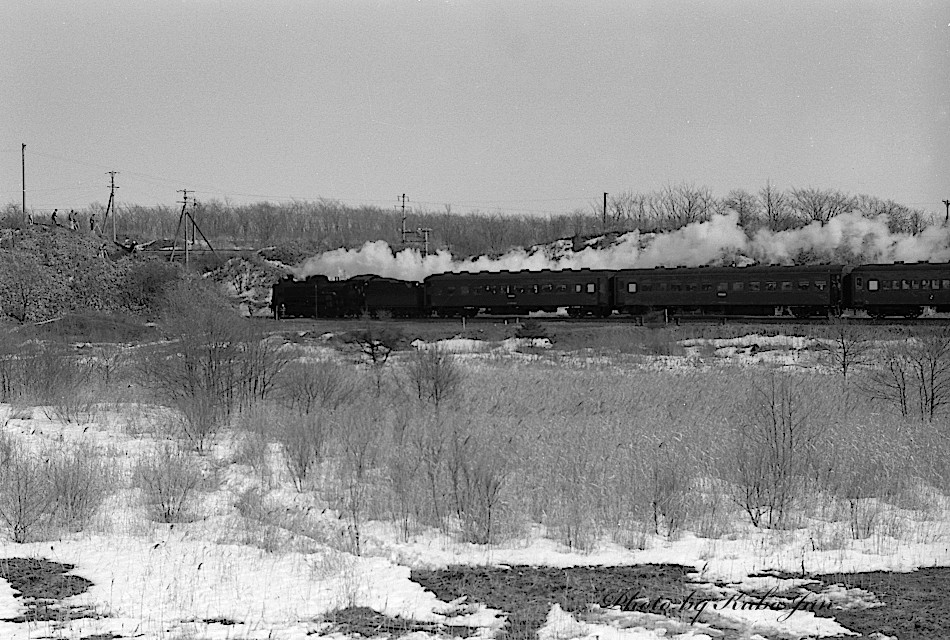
[271,261,950,320]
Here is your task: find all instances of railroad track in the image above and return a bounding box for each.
[263,313,950,331]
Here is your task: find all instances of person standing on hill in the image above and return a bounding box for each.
[51,209,58,226]
[68,210,77,231]
[89,213,96,233]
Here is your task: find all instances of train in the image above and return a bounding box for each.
[270,261,950,320]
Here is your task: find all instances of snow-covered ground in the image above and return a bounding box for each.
[0,335,945,640]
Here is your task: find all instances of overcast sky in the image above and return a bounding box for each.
[2,1,947,216]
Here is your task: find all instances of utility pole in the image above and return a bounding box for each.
[170,189,215,264]
[603,192,608,234]
[399,193,409,244]
[943,199,950,224]
[105,171,119,242]
[21,144,26,221]
[417,227,432,256]
[176,189,192,266]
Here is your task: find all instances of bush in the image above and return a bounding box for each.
[47,442,114,532]
[133,443,206,523]
[731,374,823,528]
[0,440,52,542]
[280,360,361,414]
[406,347,465,408]
[140,280,247,450]
[276,408,330,492]
[119,259,182,313]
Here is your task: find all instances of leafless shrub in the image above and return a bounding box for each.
[731,374,823,529]
[860,329,950,420]
[406,346,465,408]
[343,322,403,396]
[47,442,114,532]
[649,437,692,538]
[276,408,330,492]
[860,342,911,417]
[0,441,53,542]
[819,319,872,381]
[446,427,511,544]
[280,360,361,413]
[140,281,248,450]
[236,332,293,409]
[334,406,384,555]
[133,443,206,523]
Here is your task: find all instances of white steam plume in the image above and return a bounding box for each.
[292,212,950,281]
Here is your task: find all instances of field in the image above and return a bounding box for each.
[0,312,948,640]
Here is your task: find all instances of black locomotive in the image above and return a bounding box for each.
[271,261,950,320]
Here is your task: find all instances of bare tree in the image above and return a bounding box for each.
[724,188,763,234]
[649,183,716,230]
[820,319,873,381]
[143,280,247,451]
[758,182,795,231]
[732,374,822,528]
[789,187,854,226]
[905,330,950,420]
[343,320,403,396]
[406,346,465,409]
[861,342,911,417]
[0,254,49,322]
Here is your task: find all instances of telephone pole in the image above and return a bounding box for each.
[399,194,409,244]
[603,192,608,234]
[175,189,192,266]
[105,171,119,242]
[21,144,26,220]
[943,199,950,224]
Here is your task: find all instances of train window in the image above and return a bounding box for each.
[902,280,911,290]
[814,281,826,291]
[855,277,863,290]
[881,280,890,290]
[446,286,456,295]
[586,283,596,294]
[671,282,683,292]
[732,282,743,291]
[484,285,491,293]
[517,286,527,294]
[574,284,583,293]
[461,286,469,295]
[892,280,900,290]
[532,284,540,294]
[749,282,760,292]
[701,283,712,291]
[657,282,668,292]
[557,284,569,293]
[798,281,809,290]
[627,282,638,293]
[922,280,930,290]
[506,285,514,295]
[781,281,792,291]
[766,282,777,291]
[641,282,653,292]
[912,280,920,290]
[933,280,941,290]
[868,279,880,291]
[542,284,554,293]
[686,282,698,291]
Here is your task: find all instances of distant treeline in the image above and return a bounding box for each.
[1,182,935,260]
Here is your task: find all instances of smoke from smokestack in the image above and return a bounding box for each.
[292,212,950,281]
